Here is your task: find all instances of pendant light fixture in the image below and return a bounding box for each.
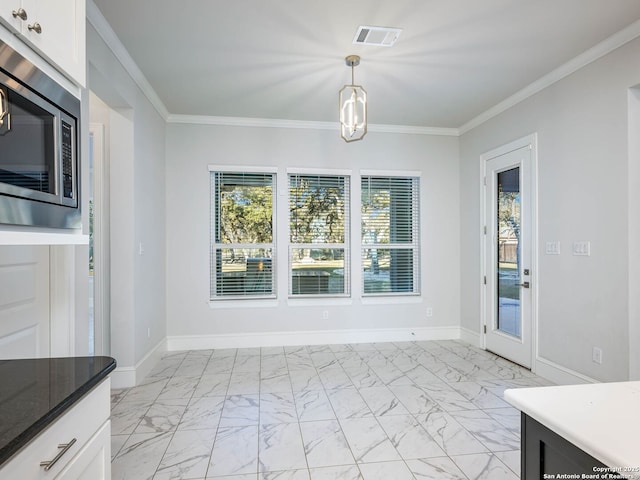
[339,55,367,142]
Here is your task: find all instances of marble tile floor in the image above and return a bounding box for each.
[110,340,553,480]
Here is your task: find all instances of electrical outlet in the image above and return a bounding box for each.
[426,307,433,318]
[592,346,603,365]
[322,310,329,320]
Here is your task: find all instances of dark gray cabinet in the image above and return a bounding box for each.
[521,413,623,479]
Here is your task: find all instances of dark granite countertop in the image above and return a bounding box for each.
[0,356,116,467]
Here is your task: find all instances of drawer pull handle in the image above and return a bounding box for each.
[40,438,77,471]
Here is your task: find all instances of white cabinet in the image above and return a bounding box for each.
[0,0,85,85]
[0,379,111,480]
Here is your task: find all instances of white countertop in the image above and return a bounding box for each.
[505,381,640,471]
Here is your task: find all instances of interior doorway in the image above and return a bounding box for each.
[482,135,537,368]
[88,93,111,356]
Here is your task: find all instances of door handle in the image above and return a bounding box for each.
[518,282,530,288]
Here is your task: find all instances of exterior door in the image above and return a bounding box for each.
[0,245,50,358]
[484,139,534,368]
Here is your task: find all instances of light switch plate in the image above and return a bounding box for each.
[545,241,560,255]
[573,241,590,256]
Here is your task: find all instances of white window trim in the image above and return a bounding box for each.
[210,168,278,300]
[209,165,278,173]
[287,167,352,176]
[287,170,352,298]
[360,296,423,305]
[360,169,422,178]
[360,174,421,297]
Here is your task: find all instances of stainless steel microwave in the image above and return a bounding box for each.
[0,39,80,229]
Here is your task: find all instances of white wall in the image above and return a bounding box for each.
[87,22,167,382]
[166,124,460,347]
[460,37,640,382]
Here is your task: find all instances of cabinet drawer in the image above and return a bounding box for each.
[0,379,110,479]
[56,420,111,480]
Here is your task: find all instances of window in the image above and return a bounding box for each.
[289,173,350,296]
[361,175,420,295]
[210,170,275,299]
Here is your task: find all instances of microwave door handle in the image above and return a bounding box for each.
[0,87,10,133]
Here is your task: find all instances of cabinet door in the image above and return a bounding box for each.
[20,0,85,85]
[0,245,50,359]
[0,0,24,32]
[522,414,614,479]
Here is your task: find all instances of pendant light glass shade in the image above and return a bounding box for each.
[339,55,367,142]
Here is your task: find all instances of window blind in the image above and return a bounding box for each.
[361,176,420,295]
[210,171,275,299]
[288,174,350,296]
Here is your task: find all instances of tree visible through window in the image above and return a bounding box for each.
[211,171,275,299]
[289,174,350,296]
[361,176,420,295]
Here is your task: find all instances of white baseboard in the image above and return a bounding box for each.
[167,326,461,352]
[533,356,598,385]
[111,339,167,388]
[110,330,600,388]
[459,327,482,347]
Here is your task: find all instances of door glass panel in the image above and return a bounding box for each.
[496,167,521,337]
[88,132,95,355]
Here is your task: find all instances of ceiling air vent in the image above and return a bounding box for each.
[353,26,402,47]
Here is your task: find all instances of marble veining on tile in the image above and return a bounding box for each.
[153,428,216,480]
[178,395,224,430]
[451,452,519,480]
[258,423,307,472]
[358,386,410,417]
[209,425,259,476]
[110,340,551,479]
[338,417,401,463]
[299,420,355,468]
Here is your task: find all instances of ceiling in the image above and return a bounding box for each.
[92,0,640,129]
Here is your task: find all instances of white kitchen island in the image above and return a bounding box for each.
[505,381,640,480]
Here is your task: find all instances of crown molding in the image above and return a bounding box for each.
[368,123,459,136]
[87,1,640,138]
[167,114,459,136]
[459,18,640,135]
[86,0,170,121]
[167,114,335,130]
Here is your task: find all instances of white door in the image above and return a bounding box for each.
[0,245,50,358]
[483,139,535,368]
